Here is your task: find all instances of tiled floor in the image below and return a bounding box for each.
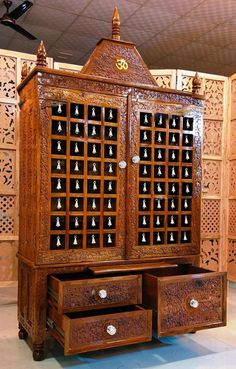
[0,282,236,369]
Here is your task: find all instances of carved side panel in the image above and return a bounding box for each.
[228,239,236,279]
[204,79,224,120]
[20,59,36,74]
[203,119,222,156]
[18,261,35,335]
[181,75,193,92]
[0,56,16,99]
[0,150,16,192]
[154,75,172,89]
[231,78,236,120]
[202,160,221,196]
[229,160,236,196]
[200,239,219,271]
[230,120,236,157]
[228,200,236,236]
[0,104,16,145]
[201,199,220,236]
[0,240,18,281]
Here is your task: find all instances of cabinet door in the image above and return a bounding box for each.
[38,93,127,264]
[126,99,202,259]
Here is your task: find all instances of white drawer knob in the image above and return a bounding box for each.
[106,325,117,335]
[190,298,199,309]
[132,155,140,164]
[119,160,127,169]
[98,289,107,299]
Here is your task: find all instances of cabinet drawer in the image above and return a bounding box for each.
[48,274,142,313]
[143,265,227,337]
[48,306,152,355]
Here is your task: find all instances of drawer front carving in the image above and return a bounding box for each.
[49,275,142,313]
[63,307,152,355]
[63,278,141,311]
[157,273,226,336]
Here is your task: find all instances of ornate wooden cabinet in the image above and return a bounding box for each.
[17,9,227,362]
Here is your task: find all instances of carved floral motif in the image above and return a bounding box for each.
[159,275,223,332]
[203,119,222,156]
[0,104,16,145]
[202,160,221,196]
[0,150,15,192]
[154,75,172,89]
[69,310,148,347]
[229,160,236,196]
[63,279,139,309]
[200,239,219,270]
[0,56,16,99]
[204,79,224,119]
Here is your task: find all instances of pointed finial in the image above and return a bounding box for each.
[36,40,47,67]
[192,72,201,95]
[21,62,29,81]
[112,7,120,40]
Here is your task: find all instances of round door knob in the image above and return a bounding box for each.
[189,298,199,309]
[106,325,117,335]
[132,155,140,164]
[119,160,127,169]
[98,289,107,299]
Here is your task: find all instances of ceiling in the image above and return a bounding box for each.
[1,0,236,76]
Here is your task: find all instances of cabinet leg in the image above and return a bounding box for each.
[18,323,28,340]
[33,343,45,361]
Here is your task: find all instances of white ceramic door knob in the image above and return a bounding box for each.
[106,325,117,335]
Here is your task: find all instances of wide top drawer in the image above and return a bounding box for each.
[48,273,142,314]
[143,265,227,337]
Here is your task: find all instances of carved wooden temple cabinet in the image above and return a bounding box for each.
[17,8,227,361]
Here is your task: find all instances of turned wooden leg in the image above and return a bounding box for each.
[18,323,28,340]
[33,343,45,361]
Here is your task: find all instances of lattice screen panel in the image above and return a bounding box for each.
[201,199,221,236]
[228,200,236,237]
[229,161,236,196]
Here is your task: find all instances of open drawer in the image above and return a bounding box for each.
[143,265,227,337]
[48,305,152,355]
[48,274,142,313]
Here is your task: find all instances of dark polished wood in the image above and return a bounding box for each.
[17,8,225,362]
[48,305,152,355]
[143,266,227,336]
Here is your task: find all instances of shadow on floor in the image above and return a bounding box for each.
[44,334,214,369]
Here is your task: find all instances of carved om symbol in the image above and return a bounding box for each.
[116,58,129,71]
